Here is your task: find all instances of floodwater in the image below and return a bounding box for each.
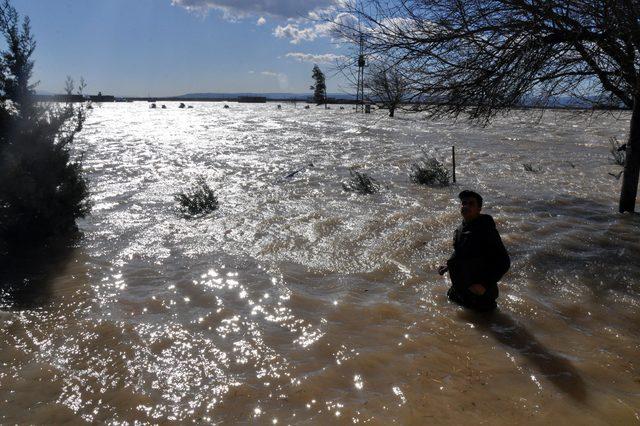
[1,102,639,424]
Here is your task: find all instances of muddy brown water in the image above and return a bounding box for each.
[1,103,639,424]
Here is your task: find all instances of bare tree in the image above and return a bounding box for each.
[333,0,640,212]
[366,62,408,117]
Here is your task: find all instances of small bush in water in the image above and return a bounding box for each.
[609,136,626,166]
[522,163,541,173]
[175,178,219,217]
[342,169,380,194]
[410,157,450,186]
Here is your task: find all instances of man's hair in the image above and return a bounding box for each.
[458,190,483,208]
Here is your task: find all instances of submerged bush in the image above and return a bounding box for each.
[410,157,450,186]
[175,178,219,217]
[609,136,626,166]
[0,3,90,253]
[342,169,380,194]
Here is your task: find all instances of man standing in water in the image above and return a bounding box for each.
[438,190,510,311]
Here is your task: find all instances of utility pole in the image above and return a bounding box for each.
[356,34,366,113]
[452,146,456,184]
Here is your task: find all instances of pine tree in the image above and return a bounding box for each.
[310,64,327,107]
[0,0,90,254]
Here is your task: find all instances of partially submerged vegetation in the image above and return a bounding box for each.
[609,136,626,166]
[410,156,451,186]
[523,163,541,173]
[175,178,219,217]
[342,169,380,194]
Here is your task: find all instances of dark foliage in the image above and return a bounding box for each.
[0,0,90,254]
[410,156,450,186]
[175,178,219,218]
[523,163,541,173]
[0,241,77,309]
[342,169,380,194]
[310,64,327,106]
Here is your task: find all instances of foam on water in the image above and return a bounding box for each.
[1,102,639,423]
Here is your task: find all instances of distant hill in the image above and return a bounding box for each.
[178,92,356,100]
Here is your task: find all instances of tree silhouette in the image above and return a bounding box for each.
[335,0,640,212]
[0,0,90,254]
[310,64,327,107]
[367,62,408,117]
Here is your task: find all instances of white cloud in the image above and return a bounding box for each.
[260,71,289,89]
[273,24,319,44]
[173,0,360,46]
[274,12,358,44]
[285,52,346,64]
[171,0,337,20]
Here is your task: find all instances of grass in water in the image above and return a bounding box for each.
[342,169,381,194]
[410,156,451,186]
[175,178,219,218]
[609,136,626,166]
[523,163,541,173]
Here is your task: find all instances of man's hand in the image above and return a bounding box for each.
[437,265,448,275]
[468,284,486,295]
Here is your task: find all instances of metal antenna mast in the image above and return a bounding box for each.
[356,33,366,112]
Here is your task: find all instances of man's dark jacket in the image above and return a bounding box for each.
[446,214,510,309]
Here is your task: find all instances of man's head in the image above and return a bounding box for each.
[458,190,483,222]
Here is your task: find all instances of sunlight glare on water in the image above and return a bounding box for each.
[0,102,639,423]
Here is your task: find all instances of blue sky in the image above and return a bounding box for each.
[11,0,352,96]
